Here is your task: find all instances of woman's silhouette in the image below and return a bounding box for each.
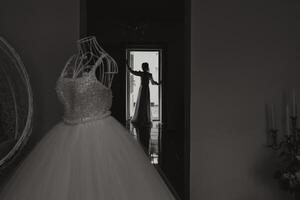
[126,61,160,127]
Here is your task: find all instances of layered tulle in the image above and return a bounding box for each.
[0,117,175,200]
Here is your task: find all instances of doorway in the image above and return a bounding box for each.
[126,48,162,164]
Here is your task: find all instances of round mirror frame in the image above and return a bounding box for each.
[0,37,33,170]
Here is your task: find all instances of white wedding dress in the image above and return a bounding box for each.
[0,61,175,199]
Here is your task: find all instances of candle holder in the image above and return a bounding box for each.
[268,129,284,150]
[268,115,300,195]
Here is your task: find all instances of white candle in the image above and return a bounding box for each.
[271,104,276,130]
[292,89,297,117]
[286,105,290,135]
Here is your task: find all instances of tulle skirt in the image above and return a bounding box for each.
[0,116,175,200]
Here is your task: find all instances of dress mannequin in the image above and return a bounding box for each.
[0,36,175,200]
[62,36,118,88]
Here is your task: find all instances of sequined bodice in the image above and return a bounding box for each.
[56,69,112,124]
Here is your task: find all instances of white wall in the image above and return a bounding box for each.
[191,1,299,200]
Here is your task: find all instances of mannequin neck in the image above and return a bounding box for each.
[77,36,99,55]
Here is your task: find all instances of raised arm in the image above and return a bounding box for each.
[150,74,160,85]
[125,60,142,76]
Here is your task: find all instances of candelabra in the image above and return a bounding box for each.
[268,116,300,157]
[268,114,300,195]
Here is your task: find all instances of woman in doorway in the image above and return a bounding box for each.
[126,61,160,127]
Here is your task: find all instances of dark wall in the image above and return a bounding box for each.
[191,1,299,200]
[0,0,79,183]
[85,0,187,198]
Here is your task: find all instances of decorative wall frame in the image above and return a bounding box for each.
[0,37,33,170]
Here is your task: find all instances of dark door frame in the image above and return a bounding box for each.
[80,0,190,199]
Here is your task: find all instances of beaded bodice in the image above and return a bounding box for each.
[56,67,112,125]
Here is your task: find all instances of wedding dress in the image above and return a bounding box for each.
[0,38,175,200]
[131,71,152,127]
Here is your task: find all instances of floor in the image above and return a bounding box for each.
[129,121,162,165]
